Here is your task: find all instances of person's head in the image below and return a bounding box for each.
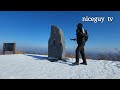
[77,23,83,29]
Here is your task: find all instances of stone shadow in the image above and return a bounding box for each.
[26,54,75,66]
[26,54,48,60]
[26,54,59,62]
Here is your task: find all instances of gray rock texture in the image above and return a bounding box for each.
[48,25,65,59]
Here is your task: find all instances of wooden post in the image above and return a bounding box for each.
[13,43,16,54]
[3,43,5,55]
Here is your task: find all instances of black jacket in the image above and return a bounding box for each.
[76,28,87,45]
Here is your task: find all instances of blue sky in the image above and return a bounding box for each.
[0,11,120,52]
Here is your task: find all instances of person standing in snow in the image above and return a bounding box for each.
[70,23,88,65]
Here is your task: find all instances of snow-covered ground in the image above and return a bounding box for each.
[0,54,120,79]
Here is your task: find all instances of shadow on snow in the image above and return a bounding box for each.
[25,54,75,66]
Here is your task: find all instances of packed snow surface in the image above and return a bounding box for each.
[0,54,120,79]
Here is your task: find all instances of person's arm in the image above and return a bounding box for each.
[79,33,87,37]
[77,29,87,37]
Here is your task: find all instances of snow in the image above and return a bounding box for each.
[0,54,120,79]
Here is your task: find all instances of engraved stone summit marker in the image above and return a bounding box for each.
[48,25,65,60]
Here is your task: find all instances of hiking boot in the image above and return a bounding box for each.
[72,62,79,65]
[80,62,87,65]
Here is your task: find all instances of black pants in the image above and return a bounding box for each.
[75,44,86,63]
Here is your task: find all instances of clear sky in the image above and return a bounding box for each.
[0,11,120,53]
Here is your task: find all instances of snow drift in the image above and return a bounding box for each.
[0,54,120,79]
